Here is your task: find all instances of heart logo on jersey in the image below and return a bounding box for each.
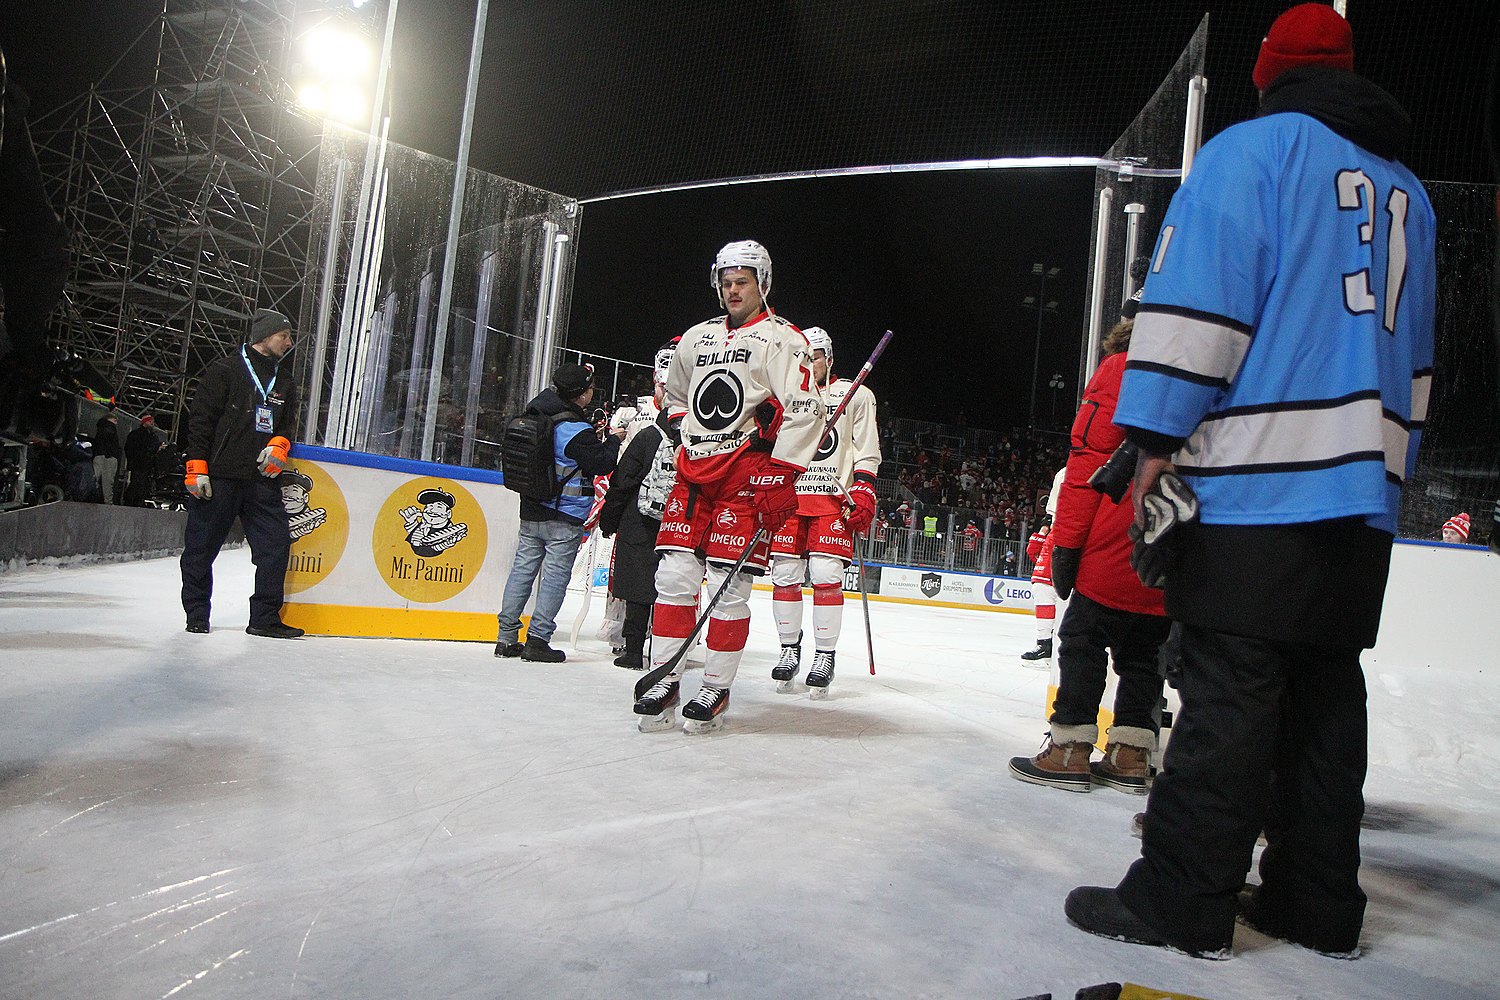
[814,427,839,463]
[692,369,743,432]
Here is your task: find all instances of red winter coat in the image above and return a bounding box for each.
[1051,351,1165,617]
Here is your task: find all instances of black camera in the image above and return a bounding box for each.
[1089,440,1140,503]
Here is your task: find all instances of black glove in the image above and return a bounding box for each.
[1128,471,1200,589]
[1051,546,1081,600]
[656,408,682,446]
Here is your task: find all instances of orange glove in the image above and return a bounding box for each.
[184,459,211,500]
[257,436,291,477]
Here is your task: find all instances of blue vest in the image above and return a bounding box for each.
[1114,111,1436,534]
[549,418,594,523]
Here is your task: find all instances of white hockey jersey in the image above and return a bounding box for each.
[664,310,822,482]
[795,377,880,516]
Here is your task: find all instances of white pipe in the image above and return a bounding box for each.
[1181,74,1208,181]
[305,155,347,442]
[527,220,560,400]
[1122,202,1145,304]
[537,232,571,393]
[1084,186,1114,386]
[422,0,490,462]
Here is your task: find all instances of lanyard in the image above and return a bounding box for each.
[241,346,278,403]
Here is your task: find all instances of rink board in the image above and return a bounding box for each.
[277,445,519,641]
[751,562,1037,615]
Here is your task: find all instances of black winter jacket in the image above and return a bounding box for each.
[186,346,299,481]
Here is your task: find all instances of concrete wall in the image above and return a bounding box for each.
[0,502,242,571]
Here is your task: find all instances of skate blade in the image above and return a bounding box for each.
[681,715,724,734]
[775,678,798,694]
[637,710,676,734]
[807,685,830,700]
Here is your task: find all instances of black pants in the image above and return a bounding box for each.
[622,600,651,656]
[1117,625,1368,954]
[180,476,291,628]
[1050,591,1170,733]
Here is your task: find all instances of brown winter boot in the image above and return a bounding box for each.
[1090,726,1155,794]
[1008,724,1097,792]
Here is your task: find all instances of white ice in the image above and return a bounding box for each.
[2,550,1498,1000]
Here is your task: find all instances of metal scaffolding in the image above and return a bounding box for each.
[31,0,325,427]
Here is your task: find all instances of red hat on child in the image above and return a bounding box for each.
[1253,3,1354,92]
[1442,512,1471,541]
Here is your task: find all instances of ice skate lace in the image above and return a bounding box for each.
[776,646,799,668]
[643,679,676,702]
[689,685,724,707]
[809,652,834,678]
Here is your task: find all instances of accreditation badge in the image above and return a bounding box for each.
[255,404,274,433]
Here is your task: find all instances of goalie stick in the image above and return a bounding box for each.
[634,330,893,702]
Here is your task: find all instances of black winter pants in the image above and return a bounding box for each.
[1117,625,1368,954]
[180,477,291,628]
[1050,591,1170,733]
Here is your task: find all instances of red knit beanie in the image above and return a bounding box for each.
[1442,512,1471,541]
[1253,3,1354,92]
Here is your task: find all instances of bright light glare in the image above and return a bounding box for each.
[297,84,326,113]
[302,24,372,79]
[327,87,367,125]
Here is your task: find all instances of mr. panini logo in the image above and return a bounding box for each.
[716,509,738,528]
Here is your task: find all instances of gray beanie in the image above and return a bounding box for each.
[250,309,291,344]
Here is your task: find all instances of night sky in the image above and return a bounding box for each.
[5,1,1495,429]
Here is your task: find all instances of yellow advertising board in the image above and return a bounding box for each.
[279,446,519,641]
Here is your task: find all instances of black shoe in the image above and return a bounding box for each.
[1065,886,1230,959]
[613,650,645,670]
[245,622,305,639]
[1236,885,1360,958]
[521,637,565,662]
[494,641,524,658]
[185,620,210,634]
[1021,638,1053,661]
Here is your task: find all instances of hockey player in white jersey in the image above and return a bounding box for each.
[768,326,880,697]
[633,240,822,733]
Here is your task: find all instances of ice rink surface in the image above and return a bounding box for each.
[2,550,1498,1000]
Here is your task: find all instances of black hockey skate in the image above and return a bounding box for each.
[681,684,729,733]
[805,650,835,700]
[772,634,802,693]
[1020,638,1053,662]
[633,678,680,733]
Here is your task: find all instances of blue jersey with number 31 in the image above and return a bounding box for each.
[1113,110,1437,534]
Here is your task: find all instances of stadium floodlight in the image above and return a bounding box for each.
[295,19,375,125]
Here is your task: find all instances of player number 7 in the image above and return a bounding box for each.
[1336,168,1409,334]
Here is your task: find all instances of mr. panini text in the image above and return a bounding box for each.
[389,555,465,584]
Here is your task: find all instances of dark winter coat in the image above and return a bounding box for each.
[124,424,161,477]
[92,418,122,460]
[518,387,621,525]
[1053,351,1165,617]
[598,422,663,606]
[186,346,299,481]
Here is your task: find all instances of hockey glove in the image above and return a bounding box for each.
[1051,545,1081,600]
[1128,471,1199,589]
[845,473,878,533]
[185,459,211,500]
[749,459,802,534]
[257,436,291,477]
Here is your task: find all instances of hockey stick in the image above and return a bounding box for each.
[634,330,894,702]
[569,528,599,649]
[854,530,877,675]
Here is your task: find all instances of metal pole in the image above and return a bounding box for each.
[1028,267,1047,431]
[527,220,560,400]
[305,156,348,442]
[423,0,491,461]
[1122,202,1145,304]
[1084,187,1114,385]
[1181,75,1208,180]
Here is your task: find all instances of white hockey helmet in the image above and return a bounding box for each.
[652,337,679,387]
[803,326,833,366]
[711,240,772,306]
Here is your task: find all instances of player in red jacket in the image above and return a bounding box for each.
[1009,318,1170,793]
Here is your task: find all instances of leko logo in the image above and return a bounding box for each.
[281,461,349,595]
[373,477,487,603]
